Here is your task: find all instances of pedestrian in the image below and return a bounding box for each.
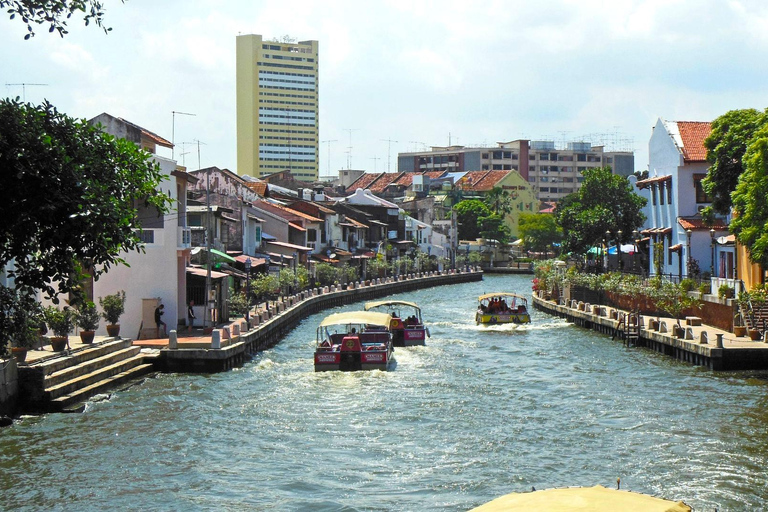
[155,303,167,338]
[187,300,196,331]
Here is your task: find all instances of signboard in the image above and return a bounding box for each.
[315,353,339,364]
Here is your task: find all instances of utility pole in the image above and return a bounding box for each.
[343,128,359,169]
[320,139,338,176]
[172,111,195,160]
[380,138,398,173]
[5,83,48,102]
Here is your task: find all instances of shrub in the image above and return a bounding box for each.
[99,290,126,325]
[680,278,696,292]
[227,291,249,317]
[44,306,75,337]
[75,301,100,331]
[698,282,710,295]
[718,284,734,299]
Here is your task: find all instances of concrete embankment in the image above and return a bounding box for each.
[533,293,768,371]
[158,270,483,373]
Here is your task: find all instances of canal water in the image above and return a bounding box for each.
[1,274,767,511]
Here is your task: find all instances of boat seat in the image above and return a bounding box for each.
[360,332,389,344]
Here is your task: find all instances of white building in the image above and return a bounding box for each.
[88,114,194,338]
[633,118,729,280]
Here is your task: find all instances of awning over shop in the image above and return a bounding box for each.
[261,232,277,241]
[186,267,228,279]
[266,240,312,252]
[209,248,237,262]
[288,222,306,232]
[234,255,267,267]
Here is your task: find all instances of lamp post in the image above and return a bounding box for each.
[245,257,251,325]
[632,230,638,273]
[686,229,692,278]
[466,244,470,272]
[605,230,611,271]
[293,252,298,292]
[617,230,623,271]
[710,228,716,278]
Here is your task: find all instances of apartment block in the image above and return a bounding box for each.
[398,140,633,203]
[236,34,319,182]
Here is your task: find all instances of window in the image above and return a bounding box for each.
[558,155,573,161]
[503,151,512,159]
[135,229,155,244]
[659,183,665,205]
[503,164,511,170]
[539,153,549,161]
[481,153,489,159]
[529,154,535,160]
[667,179,673,204]
[540,176,549,182]
[577,154,587,162]
[493,164,502,170]
[307,229,317,242]
[528,176,536,182]
[540,187,549,192]
[493,151,503,159]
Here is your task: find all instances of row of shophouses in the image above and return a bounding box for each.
[33,114,501,340]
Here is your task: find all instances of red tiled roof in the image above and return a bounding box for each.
[254,200,322,223]
[245,181,268,196]
[346,172,383,193]
[677,217,729,231]
[368,173,403,193]
[456,170,511,192]
[423,170,447,179]
[393,173,415,187]
[677,121,711,162]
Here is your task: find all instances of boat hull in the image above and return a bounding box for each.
[475,312,531,324]
[314,349,394,372]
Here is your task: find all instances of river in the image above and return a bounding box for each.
[1,274,767,511]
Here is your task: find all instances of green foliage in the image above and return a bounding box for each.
[278,267,309,292]
[43,305,74,337]
[698,282,710,295]
[703,108,768,215]
[366,257,389,277]
[518,213,562,255]
[679,278,696,293]
[227,291,249,317]
[98,290,126,325]
[653,242,665,277]
[0,99,173,304]
[0,286,43,352]
[454,199,491,241]
[2,0,120,39]
[315,262,338,286]
[731,124,768,267]
[478,213,511,244]
[718,284,735,299]
[75,301,100,331]
[484,186,512,216]
[251,273,279,298]
[554,167,646,256]
[652,282,702,326]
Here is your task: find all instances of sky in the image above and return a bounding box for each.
[3,0,768,178]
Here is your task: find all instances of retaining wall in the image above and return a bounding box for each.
[159,270,483,373]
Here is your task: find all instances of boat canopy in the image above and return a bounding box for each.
[318,311,393,328]
[469,485,691,512]
[477,293,528,302]
[364,300,421,312]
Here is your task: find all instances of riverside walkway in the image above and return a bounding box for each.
[533,292,768,371]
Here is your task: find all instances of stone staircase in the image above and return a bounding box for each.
[18,339,157,413]
[744,303,768,333]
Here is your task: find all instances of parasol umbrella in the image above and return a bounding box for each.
[607,244,636,255]
[469,485,691,512]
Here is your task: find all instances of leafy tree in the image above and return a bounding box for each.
[703,108,768,214]
[0,99,173,302]
[730,124,768,267]
[518,213,562,255]
[2,0,122,39]
[454,199,491,241]
[484,186,512,216]
[554,167,646,256]
[478,213,511,244]
[314,262,337,286]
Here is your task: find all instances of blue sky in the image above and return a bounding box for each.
[3,0,768,178]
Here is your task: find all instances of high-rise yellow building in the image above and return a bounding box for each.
[236,34,319,181]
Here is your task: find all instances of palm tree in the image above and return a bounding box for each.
[484,186,512,216]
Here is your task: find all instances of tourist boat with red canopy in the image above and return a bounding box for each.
[314,311,395,372]
[364,300,429,347]
[475,293,531,325]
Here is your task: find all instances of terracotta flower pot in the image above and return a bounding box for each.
[11,347,28,363]
[80,331,95,344]
[50,336,68,352]
[748,329,762,341]
[734,325,747,337]
[106,324,120,337]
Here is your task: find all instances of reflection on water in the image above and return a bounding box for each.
[0,275,766,511]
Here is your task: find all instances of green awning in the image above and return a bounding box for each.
[208,248,237,263]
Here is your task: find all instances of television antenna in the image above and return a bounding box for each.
[5,82,47,102]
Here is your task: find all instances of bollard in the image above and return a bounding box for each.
[715,333,723,348]
[169,330,178,349]
[232,324,240,336]
[211,330,221,349]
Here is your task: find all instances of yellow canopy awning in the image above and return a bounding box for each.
[318,311,393,328]
[469,485,691,512]
[478,293,528,302]
[364,300,421,312]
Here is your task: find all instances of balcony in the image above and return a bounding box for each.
[178,226,192,249]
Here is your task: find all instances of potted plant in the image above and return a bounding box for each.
[43,306,74,351]
[734,291,750,337]
[75,301,100,344]
[99,290,126,337]
[2,292,44,363]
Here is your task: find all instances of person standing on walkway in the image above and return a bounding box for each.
[187,300,196,331]
[155,303,167,338]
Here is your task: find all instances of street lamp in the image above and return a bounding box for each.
[710,228,716,278]
[617,230,623,271]
[293,252,298,292]
[686,229,692,278]
[245,257,251,325]
[605,230,611,271]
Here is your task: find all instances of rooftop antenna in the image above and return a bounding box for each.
[409,141,425,152]
[321,139,338,175]
[343,128,359,169]
[5,82,48,102]
[369,156,380,172]
[380,138,398,172]
[172,110,196,160]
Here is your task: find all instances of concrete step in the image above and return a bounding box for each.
[45,346,142,389]
[45,354,148,400]
[50,363,155,412]
[35,339,135,376]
